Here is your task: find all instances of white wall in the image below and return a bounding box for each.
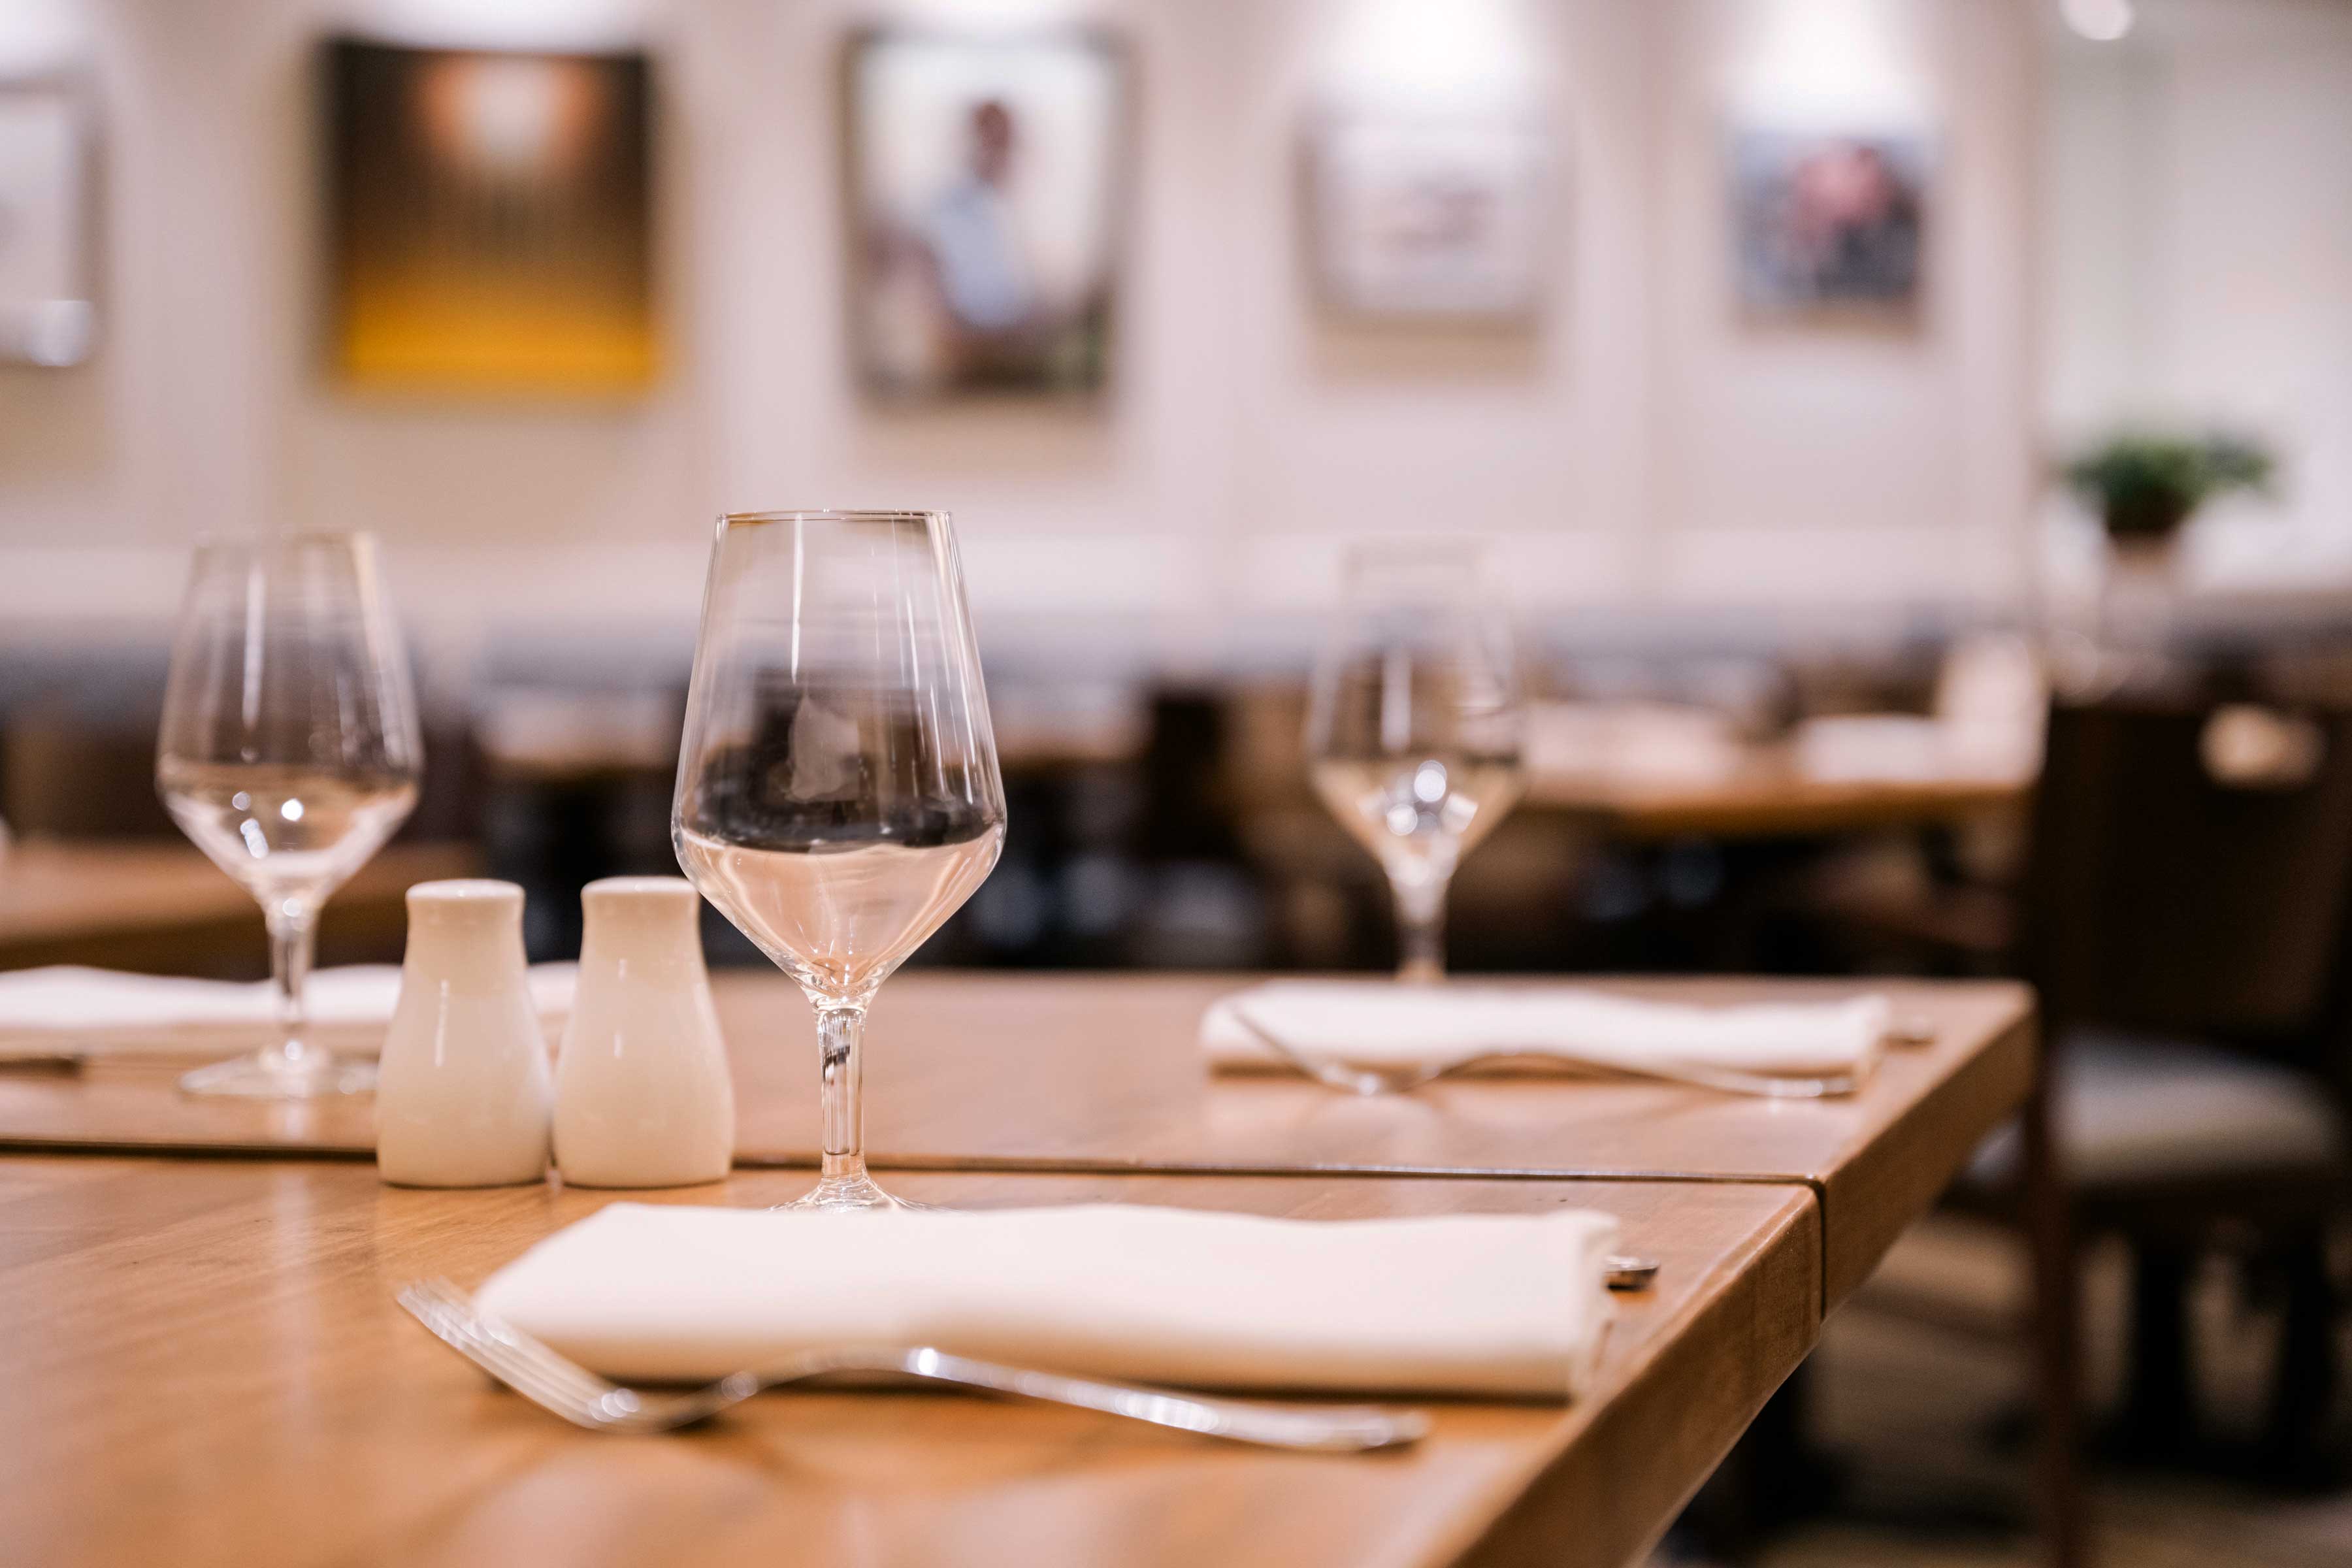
[1652,0,2035,606]
[0,0,2038,664]
[2042,0,2352,594]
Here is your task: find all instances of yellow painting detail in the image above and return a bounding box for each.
[325,41,657,395]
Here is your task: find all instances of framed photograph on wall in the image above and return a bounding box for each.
[843,27,1128,401]
[1729,126,1929,321]
[323,39,656,394]
[1303,105,1552,326]
[0,84,95,367]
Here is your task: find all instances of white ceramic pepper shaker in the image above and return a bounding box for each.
[376,880,553,1188]
[553,876,735,1188]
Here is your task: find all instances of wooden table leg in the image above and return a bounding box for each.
[2023,1034,2090,1568]
[2263,1232,2338,1482]
[2115,1246,2197,1462]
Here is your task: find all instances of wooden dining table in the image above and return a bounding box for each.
[0,970,2033,1308]
[0,966,2040,1567]
[1522,764,2027,841]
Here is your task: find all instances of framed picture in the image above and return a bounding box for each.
[1729,127,1929,320]
[843,27,1127,401]
[0,84,94,367]
[323,39,656,393]
[1303,105,1551,325]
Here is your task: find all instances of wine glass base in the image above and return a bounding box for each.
[775,1171,934,1213]
[179,1051,378,1099]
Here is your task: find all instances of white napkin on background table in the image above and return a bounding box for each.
[0,963,577,1056]
[1202,981,1888,1081]
[476,1201,1620,1399]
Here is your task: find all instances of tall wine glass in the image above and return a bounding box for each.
[155,533,422,1096]
[1307,541,1525,983]
[672,510,1006,1211]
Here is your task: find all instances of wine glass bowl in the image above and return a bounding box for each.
[1306,542,1525,983]
[672,510,1005,1211]
[155,532,422,1097]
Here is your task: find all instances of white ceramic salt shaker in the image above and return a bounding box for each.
[376,880,553,1188]
[553,876,735,1188]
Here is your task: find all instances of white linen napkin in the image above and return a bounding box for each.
[1201,981,1888,1081]
[474,1201,1620,1399]
[0,963,577,1056]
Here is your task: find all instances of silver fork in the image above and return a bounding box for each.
[1227,1006,1863,1100]
[397,1279,1429,1452]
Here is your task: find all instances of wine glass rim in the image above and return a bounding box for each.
[719,509,949,527]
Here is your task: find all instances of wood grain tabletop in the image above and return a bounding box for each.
[0,1156,1819,1568]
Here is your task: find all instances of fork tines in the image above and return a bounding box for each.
[398,1279,630,1429]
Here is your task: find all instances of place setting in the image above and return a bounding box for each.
[371,513,1658,1446]
[0,472,2050,1563]
[0,508,1876,1475]
[0,514,1997,1424]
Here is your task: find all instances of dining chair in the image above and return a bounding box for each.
[1963,698,2352,1489]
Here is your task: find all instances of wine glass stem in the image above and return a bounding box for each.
[815,1003,870,1186]
[263,901,320,1071]
[1392,874,1448,985]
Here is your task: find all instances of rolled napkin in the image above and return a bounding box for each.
[475,1201,1620,1399]
[0,962,577,1057]
[1202,981,1889,1083]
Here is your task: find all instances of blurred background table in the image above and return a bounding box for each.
[0,839,480,973]
[1522,762,2026,843]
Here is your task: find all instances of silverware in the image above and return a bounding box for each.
[1227,1007,1861,1101]
[1605,1256,1661,1291]
[397,1278,1429,1452]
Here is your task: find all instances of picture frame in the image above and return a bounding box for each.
[0,82,95,367]
[841,25,1130,402]
[1728,125,1931,322]
[322,38,657,394]
[1301,102,1552,327]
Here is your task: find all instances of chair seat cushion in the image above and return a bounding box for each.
[1968,1030,2347,1189]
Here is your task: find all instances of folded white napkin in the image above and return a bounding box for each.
[1525,700,1750,787]
[475,1201,1620,1399]
[0,963,577,1056]
[1202,981,1887,1081]
[1791,713,1952,785]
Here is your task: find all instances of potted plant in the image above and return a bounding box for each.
[2061,431,2275,562]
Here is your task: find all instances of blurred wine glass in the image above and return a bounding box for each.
[155,533,422,1096]
[1307,542,1525,983]
[672,510,1005,1211]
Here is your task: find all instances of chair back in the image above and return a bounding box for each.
[0,711,177,839]
[2024,700,2352,1052]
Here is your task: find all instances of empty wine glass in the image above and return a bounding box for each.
[1307,541,1525,983]
[155,533,423,1096]
[672,510,1006,1211]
